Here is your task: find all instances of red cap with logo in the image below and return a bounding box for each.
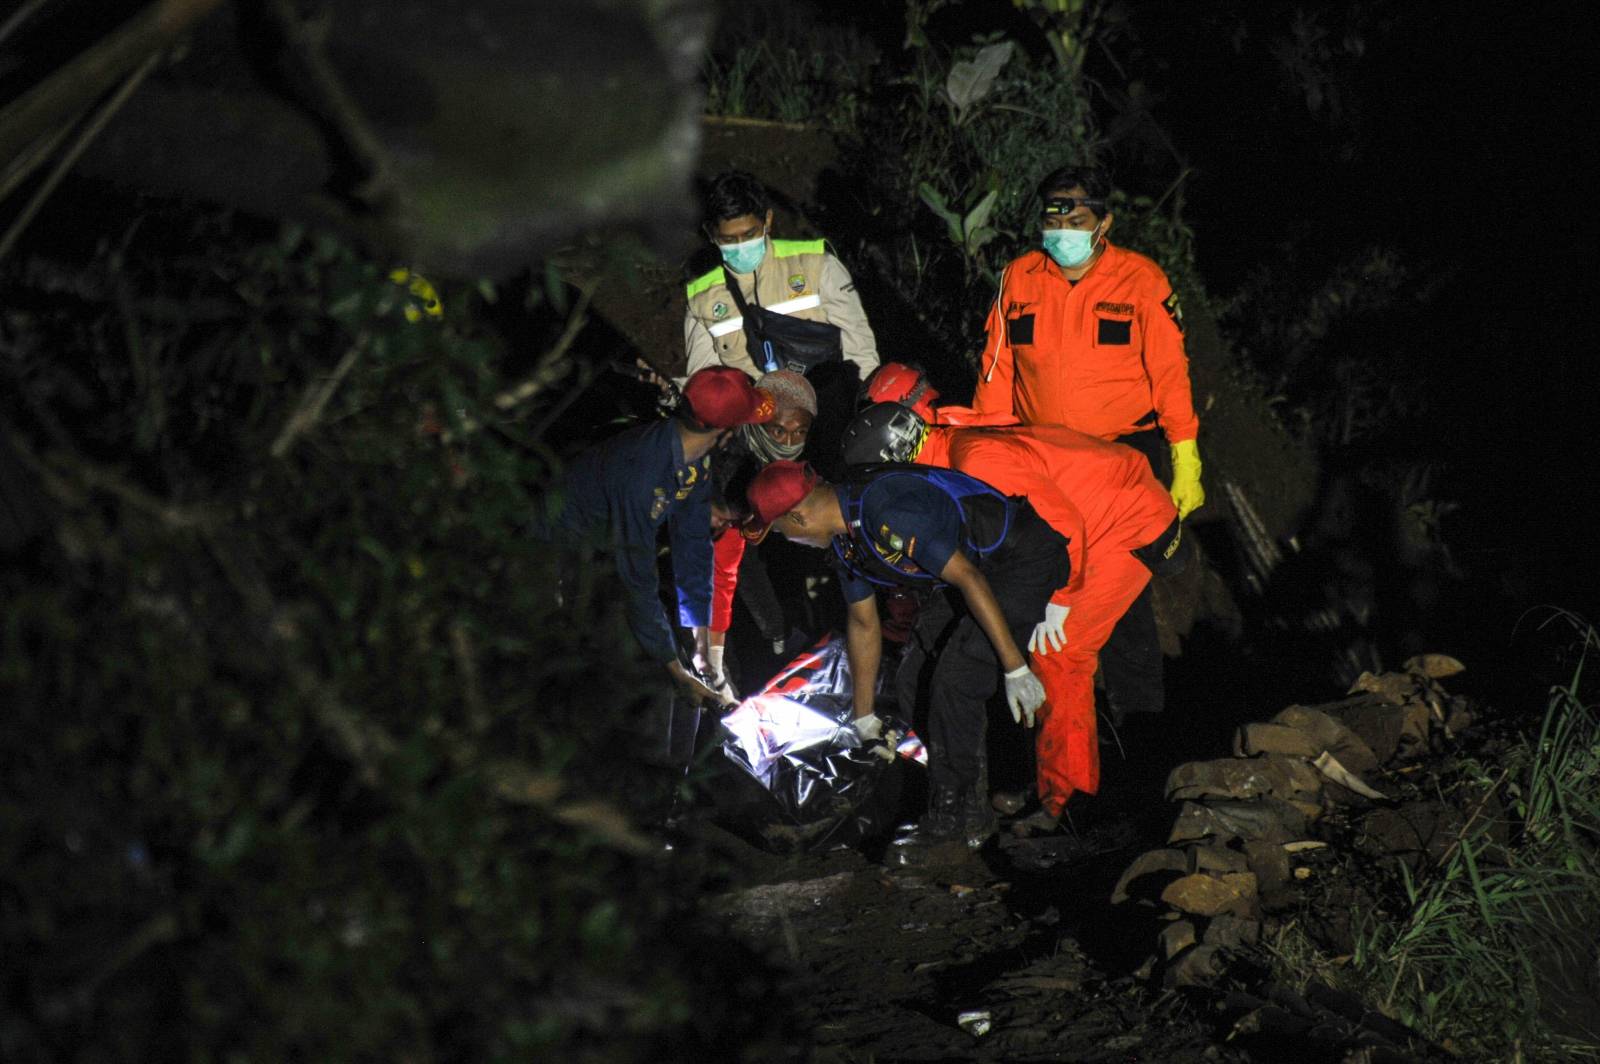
[683,366,777,429]
[741,460,820,543]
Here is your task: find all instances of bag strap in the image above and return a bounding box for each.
[720,266,784,373]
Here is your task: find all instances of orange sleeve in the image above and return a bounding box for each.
[1141,272,1200,444]
[933,405,1019,427]
[970,270,1015,419]
[710,531,745,633]
[954,437,1084,600]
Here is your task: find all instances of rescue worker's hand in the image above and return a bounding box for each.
[635,358,678,412]
[666,659,733,710]
[1169,439,1205,519]
[1003,664,1046,728]
[852,713,884,741]
[1027,603,1071,655]
[706,644,738,703]
[690,626,713,676]
[849,713,899,761]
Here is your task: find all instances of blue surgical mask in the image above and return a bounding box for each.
[720,234,767,275]
[1042,224,1100,268]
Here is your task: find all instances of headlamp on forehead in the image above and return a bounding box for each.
[1042,196,1106,217]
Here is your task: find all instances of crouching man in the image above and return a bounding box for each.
[740,460,1066,864]
[842,403,1187,834]
[531,367,776,778]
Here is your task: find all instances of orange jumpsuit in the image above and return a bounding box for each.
[972,245,1199,444]
[917,424,1177,814]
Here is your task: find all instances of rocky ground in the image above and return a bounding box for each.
[669,655,1537,1062]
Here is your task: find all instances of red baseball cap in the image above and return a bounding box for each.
[682,367,776,429]
[741,460,820,543]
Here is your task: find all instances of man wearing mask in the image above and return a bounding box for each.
[971,165,1204,726]
[705,369,818,696]
[681,170,880,385]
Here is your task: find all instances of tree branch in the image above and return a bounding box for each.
[270,336,365,458]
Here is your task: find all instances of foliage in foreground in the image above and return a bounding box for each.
[0,211,785,1061]
[1273,616,1600,1061]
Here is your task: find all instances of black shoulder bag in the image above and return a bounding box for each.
[723,267,843,376]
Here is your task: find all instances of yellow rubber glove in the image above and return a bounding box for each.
[1169,438,1205,519]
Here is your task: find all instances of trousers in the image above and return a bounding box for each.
[1099,426,1171,719]
[1032,546,1153,815]
[894,504,1069,793]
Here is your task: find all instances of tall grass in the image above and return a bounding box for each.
[1331,618,1600,1060]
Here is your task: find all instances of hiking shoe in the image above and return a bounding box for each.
[1009,807,1063,838]
[888,784,968,866]
[990,789,1029,816]
[963,786,997,849]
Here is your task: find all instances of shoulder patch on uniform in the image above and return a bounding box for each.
[712,301,729,320]
[1163,291,1185,333]
[788,273,806,294]
[770,238,826,258]
[686,266,727,300]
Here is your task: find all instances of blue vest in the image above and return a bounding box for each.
[831,464,1014,589]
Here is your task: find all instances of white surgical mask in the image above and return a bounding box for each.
[1042,223,1101,268]
[719,234,767,274]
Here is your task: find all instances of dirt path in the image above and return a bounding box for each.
[699,811,1239,1062]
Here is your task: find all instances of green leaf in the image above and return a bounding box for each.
[944,41,1015,123]
[962,189,999,241]
[916,182,964,245]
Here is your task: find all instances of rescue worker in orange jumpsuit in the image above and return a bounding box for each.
[842,402,1186,831]
[970,165,1205,727]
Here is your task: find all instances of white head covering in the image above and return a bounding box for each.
[740,370,817,462]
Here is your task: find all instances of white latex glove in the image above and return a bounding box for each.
[706,644,737,702]
[850,714,900,761]
[852,713,884,741]
[1004,664,1046,728]
[1027,603,1071,656]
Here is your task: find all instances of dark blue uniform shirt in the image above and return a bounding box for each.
[534,419,712,663]
[834,475,967,604]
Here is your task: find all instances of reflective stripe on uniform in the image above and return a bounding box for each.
[764,293,822,316]
[707,294,819,338]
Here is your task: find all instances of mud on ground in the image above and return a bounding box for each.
[699,827,1237,1063]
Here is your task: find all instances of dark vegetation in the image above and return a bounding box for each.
[2,0,1594,1060]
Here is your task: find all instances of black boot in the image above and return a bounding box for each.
[887,783,968,867]
[962,780,997,848]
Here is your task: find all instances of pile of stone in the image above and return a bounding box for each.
[1112,653,1472,994]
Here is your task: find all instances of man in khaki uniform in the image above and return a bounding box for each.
[679,171,879,386]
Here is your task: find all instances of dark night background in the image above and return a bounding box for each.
[792,0,1600,686]
[1086,1,1599,696]
[3,0,1599,1060]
